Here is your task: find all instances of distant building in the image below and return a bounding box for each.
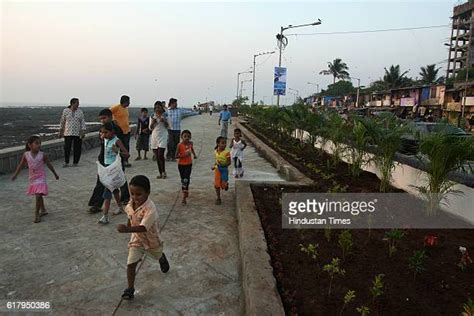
[196,101,214,111]
[447,1,474,80]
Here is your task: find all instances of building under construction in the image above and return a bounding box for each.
[447,1,474,79]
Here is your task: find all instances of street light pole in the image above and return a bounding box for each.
[348,77,361,107]
[276,19,321,107]
[252,51,275,106]
[289,88,299,104]
[236,70,253,100]
[307,82,319,94]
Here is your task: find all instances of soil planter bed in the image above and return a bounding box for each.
[244,122,474,315]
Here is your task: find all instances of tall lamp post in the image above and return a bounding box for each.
[349,77,361,107]
[307,82,319,94]
[276,19,322,107]
[252,51,275,105]
[236,70,253,100]
[288,88,300,104]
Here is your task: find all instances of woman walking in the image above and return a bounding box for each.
[59,98,86,167]
[150,101,169,178]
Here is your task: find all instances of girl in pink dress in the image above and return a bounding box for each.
[11,135,59,223]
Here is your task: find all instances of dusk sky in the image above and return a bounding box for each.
[1,1,454,107]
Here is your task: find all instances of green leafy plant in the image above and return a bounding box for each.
[300,243,319,260]
[361,114,406,192]
[408,250,427,281]
[347,119,371,176]
[325,111,349,165]
[383,229,405,257]
[340,290,356,316]
[356,305,370,316]
[415,129,474,216]
[370,274,384,303]
[338,230,354,260]
[323,258,346,296]
[461,298,474,316]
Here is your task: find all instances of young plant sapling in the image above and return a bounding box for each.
[338,230,354,261]
[299,243,320,269]
[370,274,385,303]
[356,306,370,316]
[408,250,427,281]
[323,258,346,296]
[383,229,405,257]
[340,290,356,316]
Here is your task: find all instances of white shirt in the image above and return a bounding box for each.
[150,115,168,149]
[59,107,86,137]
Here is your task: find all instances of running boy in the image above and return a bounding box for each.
[117,175,170,300]
[135,108,150,160]
[176,130,197,205]
[213,136,231,205]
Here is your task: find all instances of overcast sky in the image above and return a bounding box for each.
[1,1,455,107]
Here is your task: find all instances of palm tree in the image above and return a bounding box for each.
[321,58,350,83]
[382,65,413,89]
[419,64,444,84]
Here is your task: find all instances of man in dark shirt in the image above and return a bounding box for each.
[88,109,130,213]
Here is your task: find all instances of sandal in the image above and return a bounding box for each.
[121,288,135,300]
[215,199,222,205]
[40,211,49,217]
[34,217,41,223]
[159,253,170,273]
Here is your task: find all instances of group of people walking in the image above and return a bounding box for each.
[10,95,247,301]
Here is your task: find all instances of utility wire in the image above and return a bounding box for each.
[285,24,450,36]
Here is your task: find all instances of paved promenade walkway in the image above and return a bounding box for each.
[0,114,282,315]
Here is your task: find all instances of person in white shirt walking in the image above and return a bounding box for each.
[59,98,86,167]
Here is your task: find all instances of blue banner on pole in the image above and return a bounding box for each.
[274,67,287,96]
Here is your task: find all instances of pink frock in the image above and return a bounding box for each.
[25,151,48,196]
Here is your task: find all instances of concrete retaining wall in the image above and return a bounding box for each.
[298,130,474,225]
[235,181,285,316]
[0,112,200,175]
[233,121,313,315]
[0,132,102,175]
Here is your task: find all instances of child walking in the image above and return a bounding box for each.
[117,175,170,300]
[230,128,247,178]
[213,136,231,205]
[135,108,150,160]
[98,122,130,224]
[11,135,59,223]
[176,130,197,205]
[150,102,169,179]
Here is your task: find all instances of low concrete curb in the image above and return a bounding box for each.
[235,120,312,184]
[235,180,285,316]
[233,120,313,315]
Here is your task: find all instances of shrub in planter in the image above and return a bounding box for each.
[361,113,406,192]
[346,118,371,177]
[415,129,474,216]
